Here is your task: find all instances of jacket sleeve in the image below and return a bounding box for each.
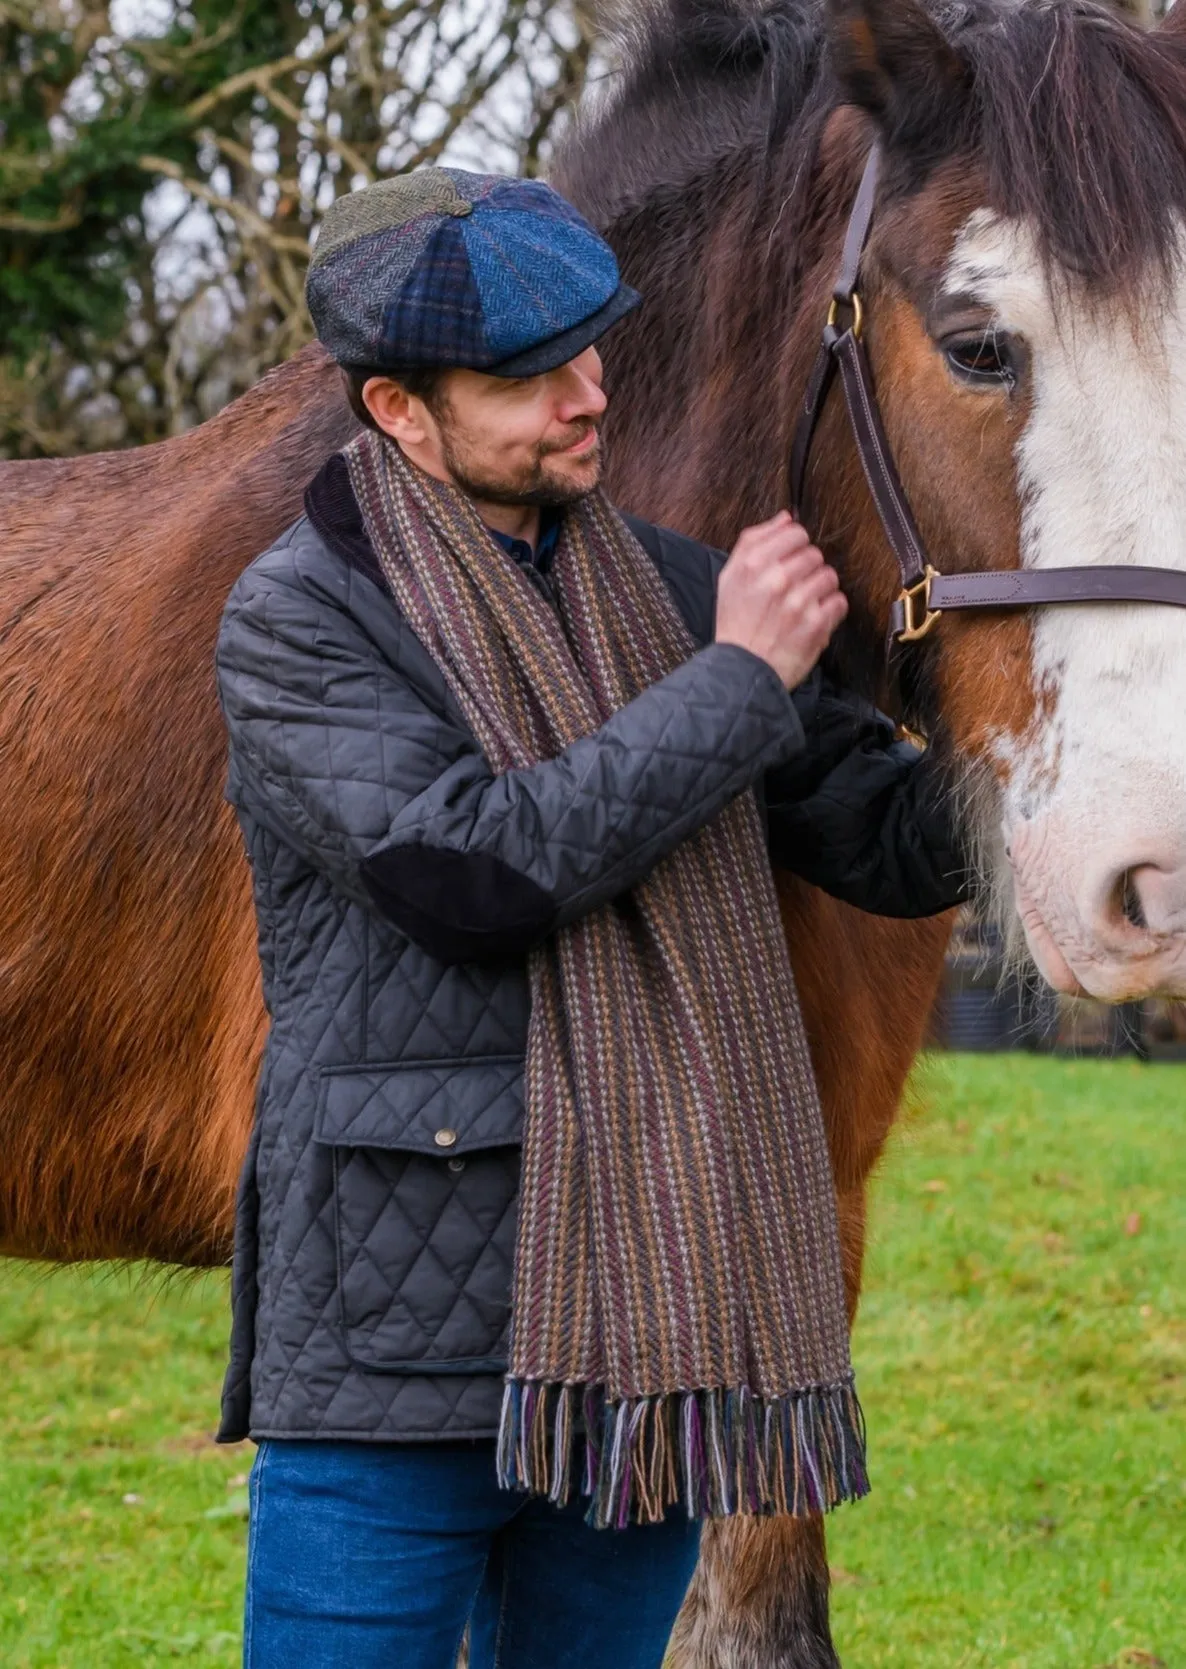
[216,556,807,963]
[762,671,970,918]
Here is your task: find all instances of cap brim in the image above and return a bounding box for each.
[485,283,642,377]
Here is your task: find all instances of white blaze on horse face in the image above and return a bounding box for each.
[944,212,1186,1000]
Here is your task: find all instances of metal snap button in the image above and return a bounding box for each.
[434,1128,458,1149]
[447,1157,466,1174]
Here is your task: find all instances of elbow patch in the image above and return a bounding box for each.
[360,843,559,964]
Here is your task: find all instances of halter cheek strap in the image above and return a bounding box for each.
[790,143,1186,645]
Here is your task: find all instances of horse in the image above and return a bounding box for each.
[4,0,1186,1661]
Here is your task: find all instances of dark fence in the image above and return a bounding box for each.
[928,916,1186,1060]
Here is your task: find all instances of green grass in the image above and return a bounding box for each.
[0,1268,249,1665]
[0,1054,1182,1667]
[829,1054,1186,1669]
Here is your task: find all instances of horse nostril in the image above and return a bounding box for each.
[1120,870,1147,931]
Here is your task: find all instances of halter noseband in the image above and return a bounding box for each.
[789,144,1186,645]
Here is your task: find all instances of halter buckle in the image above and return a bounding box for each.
[896,566,942,642]
[826,291,864,340]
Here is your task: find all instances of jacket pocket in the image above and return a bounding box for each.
[313,1057,523,1375]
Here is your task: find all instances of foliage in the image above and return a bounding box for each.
[0,1054,1181,1666]
[0,0,597,457]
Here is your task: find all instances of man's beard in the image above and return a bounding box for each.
[439,423,602,509]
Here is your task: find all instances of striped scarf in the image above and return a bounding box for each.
[345,431,868,1528]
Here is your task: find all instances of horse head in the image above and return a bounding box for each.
[814,0,1186,1001]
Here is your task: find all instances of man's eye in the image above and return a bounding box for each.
[943,329,1019,389]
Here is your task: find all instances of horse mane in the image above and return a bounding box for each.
[936,0,1186,294]
[559,0,828,232]
[564,0,1186,300]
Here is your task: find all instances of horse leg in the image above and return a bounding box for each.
[666,1184,867,1669]
[667,1513,838,1669]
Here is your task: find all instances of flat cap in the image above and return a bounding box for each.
[306,166,641,378]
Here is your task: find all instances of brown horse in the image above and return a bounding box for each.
[5,0,1186,1662]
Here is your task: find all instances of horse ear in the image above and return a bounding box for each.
[827,0,971,145]
[1158,0,1186,38]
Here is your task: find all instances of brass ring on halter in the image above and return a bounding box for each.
[826,291,864,340]
[896,565,942,642]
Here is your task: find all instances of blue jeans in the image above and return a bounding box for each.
[244,1438,702,1668]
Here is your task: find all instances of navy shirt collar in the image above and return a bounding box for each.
[486,507,562,575]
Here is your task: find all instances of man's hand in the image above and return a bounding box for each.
[714,511,847,689]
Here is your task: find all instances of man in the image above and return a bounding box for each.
[214,167,966,1669]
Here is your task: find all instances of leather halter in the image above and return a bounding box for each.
[789,144,1186,644]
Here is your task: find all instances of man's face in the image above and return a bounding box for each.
[375,347,609,509]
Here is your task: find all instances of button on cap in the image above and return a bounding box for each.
[434,1128,458,1149]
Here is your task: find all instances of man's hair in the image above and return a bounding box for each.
[341,364,447,434]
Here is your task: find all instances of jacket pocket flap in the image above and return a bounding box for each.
[313,1057,524,1154]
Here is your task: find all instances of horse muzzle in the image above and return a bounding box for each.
[1008,820,1186,1001]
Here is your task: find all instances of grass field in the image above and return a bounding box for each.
[0,1053,1182,1668]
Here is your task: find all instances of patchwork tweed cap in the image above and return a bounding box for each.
[306,167,641,377]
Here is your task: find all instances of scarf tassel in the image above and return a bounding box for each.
[497,1379,869,1531]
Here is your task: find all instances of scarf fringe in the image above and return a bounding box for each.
[497,1378,869,1530]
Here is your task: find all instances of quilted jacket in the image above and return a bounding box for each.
[212,454,967,1445]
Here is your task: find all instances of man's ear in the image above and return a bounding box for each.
[364,376,429,445]
[827,0,971,155]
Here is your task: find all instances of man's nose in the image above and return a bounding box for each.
[558,369,608,421]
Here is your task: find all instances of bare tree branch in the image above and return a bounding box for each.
[6,1,597,457]
[137,154,312,255]
[262,84,375,184]
[184,24,354,123]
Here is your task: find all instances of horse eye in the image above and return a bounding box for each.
[943,329,1018,390]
